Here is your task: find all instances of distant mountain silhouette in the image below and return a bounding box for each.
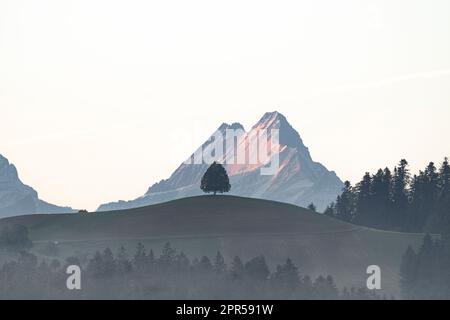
[0,154,74,218]
[98,111,343,212]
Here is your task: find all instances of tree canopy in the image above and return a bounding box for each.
[200,162,231,195]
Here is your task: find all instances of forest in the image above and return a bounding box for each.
[0,236,383,300]
[400,234,450,299]
[324,158,450,233]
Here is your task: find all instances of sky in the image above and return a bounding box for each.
[0,0,449,210]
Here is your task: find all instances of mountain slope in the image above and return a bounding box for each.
[0,196,425,296]
[98,111,343,211]
[0,154,74,217]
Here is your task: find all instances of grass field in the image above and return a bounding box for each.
[0,195,428,297]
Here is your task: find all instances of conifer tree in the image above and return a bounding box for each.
[159,242,176,270]
[133,243,147,272]
[175,252,190,272]
[230,256,245,280]
[244,256,270,281]
[101,247,116,277]
[323,203,335,216]
[213,251,227,274]
[272,258,300,291]
[437,158,450,232]
[354,172,372,225]
[391,159,410,228]
[116,246,132,274]
[400,245,417,299]
[197,256,213,273]
[335,181,354,222]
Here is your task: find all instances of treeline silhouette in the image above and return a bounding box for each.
[400,235,450,299]
[0,242,385,300]
[325,158,450,232]
[0,224,32,251]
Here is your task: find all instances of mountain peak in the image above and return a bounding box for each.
[0,154,9,166]
[252,111,305,149]
[255,111,287,128]
[217,123,230,131]
[218,122,245,132]
[0,154,19,181]
[0,153,75,217]
[230,122,245,131]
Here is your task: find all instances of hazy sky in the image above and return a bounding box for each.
[1,0,449,210]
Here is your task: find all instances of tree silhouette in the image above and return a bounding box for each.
[200,162,231,195]
[327,157,450,233]
[244,256,270,281]
[230,256,245,280]
[213,251,227,274]
[335,181,354,222]
[399,245,416,299]
[116,246,132,274]
[307,203,316,212]
[0,224,32,251]
[391,159,410,227]
[272,258,300,291]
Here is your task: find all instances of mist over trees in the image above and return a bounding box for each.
[0,242,383,300]
[0,224,32,252]
[400,235,450,299]
[325,158,450,233]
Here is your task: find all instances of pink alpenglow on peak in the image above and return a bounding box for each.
[98,112,343,212]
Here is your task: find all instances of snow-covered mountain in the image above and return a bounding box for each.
[98,111,343,212]
[0,154,74,218]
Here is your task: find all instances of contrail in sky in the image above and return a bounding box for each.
[314,68,450,96]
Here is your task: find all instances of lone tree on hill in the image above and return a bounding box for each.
[201,162,231,196]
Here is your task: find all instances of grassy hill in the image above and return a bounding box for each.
[0,195,427,297]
